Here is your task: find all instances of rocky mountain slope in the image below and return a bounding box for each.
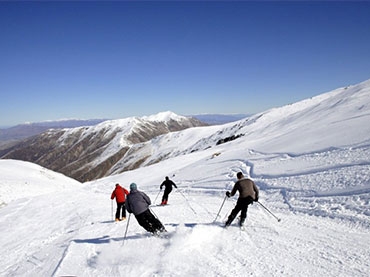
[0,119,107,150]
[0,112,206,182]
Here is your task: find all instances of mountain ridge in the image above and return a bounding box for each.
[0,112,207,181]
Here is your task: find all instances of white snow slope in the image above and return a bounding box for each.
[1,79,369,277]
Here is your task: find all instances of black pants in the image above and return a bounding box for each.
[225,196,254,226]
[135,209,165,233]
[115,202,126,219]
[162,188,172,202]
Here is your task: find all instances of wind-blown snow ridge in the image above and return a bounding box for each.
[0,79,369,276]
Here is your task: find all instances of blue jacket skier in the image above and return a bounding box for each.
[125,183,166,234]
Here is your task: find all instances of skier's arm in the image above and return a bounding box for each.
[253,182,259,201]
[142,192,151,205]
[172,181,177,189]
[125,200,132,213]
[230,183,238,197]
[111,191,115,200]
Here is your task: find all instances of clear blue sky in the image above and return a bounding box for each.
[1,1,370,127]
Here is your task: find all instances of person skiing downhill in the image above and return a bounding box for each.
[225,172,259,227]
[111,183,130,221]
[160,176,177,205]
[125,183,166,234]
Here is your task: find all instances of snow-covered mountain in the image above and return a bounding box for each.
[107,79,370,171]
[0,111,207,182]
[0,79,369,276]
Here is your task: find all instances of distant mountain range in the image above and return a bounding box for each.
[0,112,207,181]
[0,119,107,148]
[0,114,247,149]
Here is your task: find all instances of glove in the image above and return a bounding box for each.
[254,196,259,202]
[226,191,231,197]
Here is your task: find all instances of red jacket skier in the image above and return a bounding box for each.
[111,183,129,221]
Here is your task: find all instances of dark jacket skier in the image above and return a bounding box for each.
[225,172,259,227]
[160,176,177,205]
[125,183,166,234]
[111,183,129,221]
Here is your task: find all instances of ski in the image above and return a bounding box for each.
[153,231,171,239]
[217,221,246,230]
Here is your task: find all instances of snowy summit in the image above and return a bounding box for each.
[0,79,369,276]
[142,111,187,122]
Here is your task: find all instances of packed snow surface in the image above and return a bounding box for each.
[0,79,370,276]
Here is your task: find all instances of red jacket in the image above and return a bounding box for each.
[111,185,129,203]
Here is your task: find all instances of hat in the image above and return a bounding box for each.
[130,183,137,190]
[237,172,244,179]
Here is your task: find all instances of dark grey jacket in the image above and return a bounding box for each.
[125,189,151,216]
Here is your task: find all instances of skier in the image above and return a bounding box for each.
[224,172,259,228]
[111,183,130,221]
[125,183,166,234]
[160,176,177,205]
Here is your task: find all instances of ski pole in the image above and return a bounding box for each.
[111,200,114,221]
[213,195,227,222]
[154,190,161,205]
[149,207,167,232]
[257,201,281,222]
[123,213,131,245]
[149,207,159,218]
[177,188,197,215]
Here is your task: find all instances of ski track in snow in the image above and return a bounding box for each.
[65,146,366,276]
[245,146,370,229]
[51,192,369,277]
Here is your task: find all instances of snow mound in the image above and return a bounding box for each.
[0,159,81,205]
